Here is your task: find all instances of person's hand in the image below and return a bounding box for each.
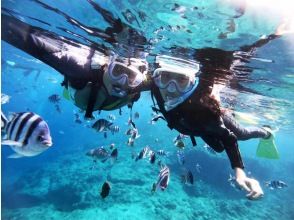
[275,18,294,36]
[235,167,264,200]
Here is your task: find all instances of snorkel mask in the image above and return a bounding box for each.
[153,55,200,111]
[107,55,147,97]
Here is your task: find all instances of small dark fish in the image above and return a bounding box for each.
[150,114,165,124]
[156,150,169,157]
[127,118,132,126]
[75,118,82,124]
[130,128,140,139]
[110,148,118,163]
[173,133,188,143]
[171,3,186,14]
[104,131,107,139]
[48,94,61,104]
[135,146,150,161]
[151,182,157,194]
[55,104,61,113]
[181,170,194,185]
[92,119,113,132]
[265,180,288,189]
[149,151,156,164]
[134,112,140,119]
[108,114,116,121]
[125,128,133,135]
[127,138,134,147]
[109,143,115,150]
[74,113,82,124]
[100,181,111,199]
[175,140,185,149]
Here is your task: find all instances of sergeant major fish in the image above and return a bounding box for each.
[92,119,113,132]
[156,150,169,157]
[1,111,53,158]
[86,146,118,164]
[181,170,194,185]
[135,146,150,161]
[109,125,120,134]
[149,150,156,164]
[265,180,288,190]
[152,165,170,193]
[107,114,116,121]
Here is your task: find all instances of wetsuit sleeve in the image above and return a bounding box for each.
[222,131,245,169]
[1,14,103,82]
[202,130,244,169]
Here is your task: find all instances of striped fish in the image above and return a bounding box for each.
[181,170,194,185]
[149,150,156,164]
[109,125,120,134]
[265,180,288,189]
[135,146,150,161]
[92,119,113,132]
[156,150,169,157]
[155,165,170,191]
[1,112,52,158]
[86,147,118,164]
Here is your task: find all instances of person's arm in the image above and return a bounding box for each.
[1,14,108,82]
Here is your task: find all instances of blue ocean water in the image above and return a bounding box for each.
[1,0,294,219]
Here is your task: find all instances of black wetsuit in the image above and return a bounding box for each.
[152,34,279,169]
[2,13,99,88]
[1,14,142,117]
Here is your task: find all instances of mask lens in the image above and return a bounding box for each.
[112,64,137,79]
[156,70,192,93]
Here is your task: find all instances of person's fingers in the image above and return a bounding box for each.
[246,191,254,198]
[252,191,263,199]
[239,182,251,192]
[247,191,263,200]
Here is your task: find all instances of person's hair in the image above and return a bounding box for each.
[194,74,221,117]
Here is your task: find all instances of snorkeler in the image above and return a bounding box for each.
[1,13,148,119]
[149,23,291,200]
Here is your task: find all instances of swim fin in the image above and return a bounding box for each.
[63,88,70,100]
[256,127,279,159]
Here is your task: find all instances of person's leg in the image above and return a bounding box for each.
[222,111,269,140]
[2,14,102,82]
